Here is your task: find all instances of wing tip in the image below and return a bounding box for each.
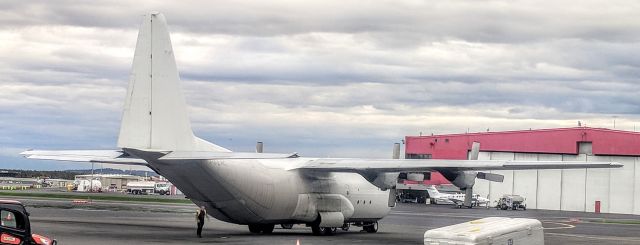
[19,149,33,156]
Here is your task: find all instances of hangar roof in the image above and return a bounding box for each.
[405,127,640,159]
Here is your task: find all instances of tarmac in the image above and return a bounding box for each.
[12,198,640,245]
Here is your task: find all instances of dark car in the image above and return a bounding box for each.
[0,199,56,245]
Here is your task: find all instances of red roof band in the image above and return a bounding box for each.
[404,127,640,185]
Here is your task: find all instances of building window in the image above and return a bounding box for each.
[405,154,432,159]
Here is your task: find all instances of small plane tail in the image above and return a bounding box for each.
[426,185,441,197]
[117,12,229,152]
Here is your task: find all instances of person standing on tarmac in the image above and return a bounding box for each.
[196,206,209,238]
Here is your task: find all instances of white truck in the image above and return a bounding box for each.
[126,181,170,195]
[74,179,102,192]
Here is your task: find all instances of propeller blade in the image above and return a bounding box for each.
[477,172,504,182]
[388,188,397,207]
[464,187,473,207]
[468,142,480,160]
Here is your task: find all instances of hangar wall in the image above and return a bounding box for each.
[473,151,639,215]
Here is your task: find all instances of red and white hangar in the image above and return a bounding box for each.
[403,127,640,215]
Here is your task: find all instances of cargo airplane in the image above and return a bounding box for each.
[21,13,622,236]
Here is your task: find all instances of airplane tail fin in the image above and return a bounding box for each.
[117,12,229,152]
[426,185,440,197]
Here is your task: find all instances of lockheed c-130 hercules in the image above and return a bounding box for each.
[21,12,621,236]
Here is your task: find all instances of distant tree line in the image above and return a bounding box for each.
[0,168,158,180]
[0,169,79,179]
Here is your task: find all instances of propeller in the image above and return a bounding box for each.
[477,172,504,182]
[460,142,480,207]
[460,142,504,207]
[441,142,505,208]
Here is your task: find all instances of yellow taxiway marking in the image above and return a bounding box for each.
[540,221,574,230]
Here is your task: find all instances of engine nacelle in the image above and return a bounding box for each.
[366,172,399,191]
[440,170,477,190]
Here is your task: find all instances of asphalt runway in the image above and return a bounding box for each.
[15,199,640,245]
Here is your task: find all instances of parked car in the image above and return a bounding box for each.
[0,199,56,245]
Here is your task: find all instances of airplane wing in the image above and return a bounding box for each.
[448,198,463,205]
[159,151,298,160]
[294,158,622,172]
[20,150,148,166]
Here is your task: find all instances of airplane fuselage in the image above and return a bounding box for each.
[147,157,391,225]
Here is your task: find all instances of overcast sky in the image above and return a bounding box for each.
[1,0,639,170]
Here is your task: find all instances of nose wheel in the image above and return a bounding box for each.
[362,222,378,233]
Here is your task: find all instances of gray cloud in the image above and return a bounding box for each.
[1,1,639,170]
[2,1,640,42]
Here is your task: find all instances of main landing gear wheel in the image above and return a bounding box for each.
[248,224,275,234]
[363,222,378,233]
[249,224,261,233]
[325,227,337,235]
[311,225,320,235]
[341,223,350,231]
[311,225,336,236]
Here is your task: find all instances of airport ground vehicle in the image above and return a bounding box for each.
[496,195,527,210]
[74,179,102,192]
[0,200,56,245]
[126,181,170,195]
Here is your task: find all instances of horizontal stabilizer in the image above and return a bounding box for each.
[159,151,299,160]
[20,150,148,166]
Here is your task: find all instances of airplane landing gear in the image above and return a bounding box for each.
[362,222,378,233]
[341,223,350,231]
[311,225,336,236]
[248,224,274,234]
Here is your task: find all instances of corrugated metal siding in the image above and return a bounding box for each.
[404,127,640,214]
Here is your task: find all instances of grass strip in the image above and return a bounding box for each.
[0,191,193,204]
